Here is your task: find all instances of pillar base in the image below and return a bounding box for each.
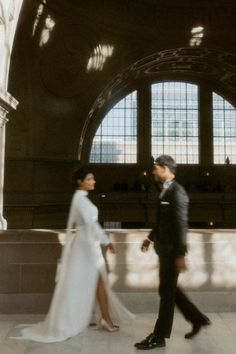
[0,214,7,230]
[0,90,18,230]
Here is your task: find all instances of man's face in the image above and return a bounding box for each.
[152,164,167,182]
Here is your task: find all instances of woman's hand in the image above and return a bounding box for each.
[141,239,151,252]
[106,243,117,254]
[175,256,187,273]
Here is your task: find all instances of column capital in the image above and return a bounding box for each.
[0,89,18,126]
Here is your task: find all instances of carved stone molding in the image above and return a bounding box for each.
[0,90,18,127]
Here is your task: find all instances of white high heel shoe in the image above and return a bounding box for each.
[98,318,120,332]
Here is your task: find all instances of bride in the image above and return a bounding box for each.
[12,166,134,343]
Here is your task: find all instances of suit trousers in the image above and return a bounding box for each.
[153,251,205,338]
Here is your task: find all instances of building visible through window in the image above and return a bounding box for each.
[90,91,137,163]
[89,82,236,166]
[151,82,199,164]
[213,92,236,164]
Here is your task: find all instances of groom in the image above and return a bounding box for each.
[135,155,211,350]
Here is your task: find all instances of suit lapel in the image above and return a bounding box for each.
[159,180,176,200]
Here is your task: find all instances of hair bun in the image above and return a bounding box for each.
[73,165,93,187]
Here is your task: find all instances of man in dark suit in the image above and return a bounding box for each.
[135,155,211,350]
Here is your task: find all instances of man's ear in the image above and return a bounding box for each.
[164,165,169,173]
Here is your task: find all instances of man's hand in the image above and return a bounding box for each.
[141,239,151,252]
[175,256,187,273]
[106,243,117,254]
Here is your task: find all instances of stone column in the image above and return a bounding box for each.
[0,0,23,228]
[137,84,152,167]
[199,83,213,166]
[0,92,18,229]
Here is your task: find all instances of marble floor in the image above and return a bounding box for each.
[0,312,235,354]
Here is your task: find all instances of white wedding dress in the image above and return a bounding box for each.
[12,190,134,343]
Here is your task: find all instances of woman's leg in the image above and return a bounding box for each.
[96,275,114,326]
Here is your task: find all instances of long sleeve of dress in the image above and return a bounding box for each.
[76,194,110,246]
[66,196,76,237]
[93,221,110,246]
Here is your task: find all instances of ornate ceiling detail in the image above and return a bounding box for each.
[39,0,236,32]
[40,22,102,98]
[133,0,236,7]
[36,1,236,98]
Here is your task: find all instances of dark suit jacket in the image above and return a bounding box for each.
[148,180,188,257]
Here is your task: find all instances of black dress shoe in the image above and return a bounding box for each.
[185,316,211,339]
[134,333,166,350]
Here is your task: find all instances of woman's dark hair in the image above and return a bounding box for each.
[154,155,177,174]
[73,166,93,187]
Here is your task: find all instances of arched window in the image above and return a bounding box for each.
[90,91,137,163]
[151,82,199,164]
[213,92,236,164]
[89,81,236,166]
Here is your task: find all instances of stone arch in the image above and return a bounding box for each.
[79,47,236,161]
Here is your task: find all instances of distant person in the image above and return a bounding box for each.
[135,155,211,350]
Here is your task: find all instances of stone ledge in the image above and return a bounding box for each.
[0,229,235,313]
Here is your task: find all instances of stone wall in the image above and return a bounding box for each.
[5,0,236,227]
[0,229,235,313]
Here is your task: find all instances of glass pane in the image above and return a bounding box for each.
[90,91,137,163]
[151,82,199,164]
[213,93,236,164]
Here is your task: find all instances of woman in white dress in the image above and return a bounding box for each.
[12,167,134,343]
